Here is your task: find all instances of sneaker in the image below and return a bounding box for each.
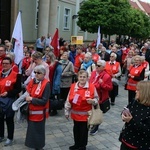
[69,145,79,150]
[111,102,115,106]
[4,138,13,146]
[0,137,4,142]
[90,128,98,136]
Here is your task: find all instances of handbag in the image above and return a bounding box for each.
[88,104,103,126]
[100,99,110,113]
[50,98,64,110]
[20,103,29,116]
[112,77,119,86]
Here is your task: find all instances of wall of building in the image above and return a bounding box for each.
[19,0,37,42]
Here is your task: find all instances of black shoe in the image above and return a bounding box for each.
[50,110,58,116]
[0,137,4,143]
[69,145,79,150]
[79,147,86,150]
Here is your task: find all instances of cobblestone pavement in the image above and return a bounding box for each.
[0,81,128,150]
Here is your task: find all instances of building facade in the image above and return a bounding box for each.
[0,0,149,43]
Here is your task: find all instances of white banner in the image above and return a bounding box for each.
[12,12,24,65]
[96,26,101,48]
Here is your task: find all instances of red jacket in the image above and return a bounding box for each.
[74,53,84,73]
[90,70,113,103]
[26,78,49,121]
[22,57,31,70]
[69,82,95,121]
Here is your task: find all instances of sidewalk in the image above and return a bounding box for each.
[0,82,128,150]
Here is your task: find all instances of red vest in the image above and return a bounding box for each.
[26,78,49,121]
[105,61,120,77]
[126,65,144,91]
[69,83,95,121]
[0,71,17,94]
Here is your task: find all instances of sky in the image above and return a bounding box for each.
[141,0,150,3]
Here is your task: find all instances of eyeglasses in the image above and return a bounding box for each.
[96,64,102,67]
[2,63,10,65]
[110,56,114,57]
[34,71,42,74]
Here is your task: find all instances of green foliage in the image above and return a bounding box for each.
[77,0,150,39]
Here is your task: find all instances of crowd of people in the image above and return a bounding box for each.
[0,37,150,150]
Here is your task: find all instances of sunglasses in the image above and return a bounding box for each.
[96,65,102,67]
[34,71,42,74]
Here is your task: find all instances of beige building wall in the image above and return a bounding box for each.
[19,0,37,42]
[11,0,97,43]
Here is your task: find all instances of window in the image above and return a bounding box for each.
[64,8,70,30]
[35,0,39,29]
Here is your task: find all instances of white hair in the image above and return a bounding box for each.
[97,60,106,67]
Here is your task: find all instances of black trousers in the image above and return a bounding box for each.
[109,84,118,103]
[60,87,70,103]
[73,120,88,147]
[128,90,136,104]
[0,114,14,140]
[120,142,137,150]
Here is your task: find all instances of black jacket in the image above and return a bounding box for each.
[121,100,150,150]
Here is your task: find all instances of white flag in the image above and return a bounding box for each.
[96,26,101,48]
[12,12,24,65]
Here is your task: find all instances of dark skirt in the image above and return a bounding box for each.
[25,119,45,149]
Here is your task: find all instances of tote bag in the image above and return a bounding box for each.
[88,104,103,126]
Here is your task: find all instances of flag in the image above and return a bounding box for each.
[50,28,59,57]
[12,11,24,65]
[96,26,101,48]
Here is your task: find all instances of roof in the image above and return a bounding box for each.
[130,0,141,9]
[139,0,150,14]
[130,0,150,15]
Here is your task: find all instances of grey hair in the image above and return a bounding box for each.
[6,52,15,61]
[34,65,46,75]
[110,52,117,59]
[97,60,106,67]
[85,52,92,58]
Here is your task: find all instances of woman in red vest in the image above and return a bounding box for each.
[25,65,50,150]
[65,70,99,150]
[105,52,122,105]
[0,57,21,146]
[126,55,145,104]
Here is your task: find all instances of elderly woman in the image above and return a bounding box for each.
[59,52,74,102]
[24,52,49,86]
[80,52,96,78]
[25,65,50,150]
[65,70,99,150]
[120,81,150,149]
[89,60,113,135]
[105,52,121,105]
[0,57,21,146]
[126,55,145,104]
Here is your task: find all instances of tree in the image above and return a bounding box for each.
[77,0,150,39]
[77,0,131,35]
[128,8,150,39]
